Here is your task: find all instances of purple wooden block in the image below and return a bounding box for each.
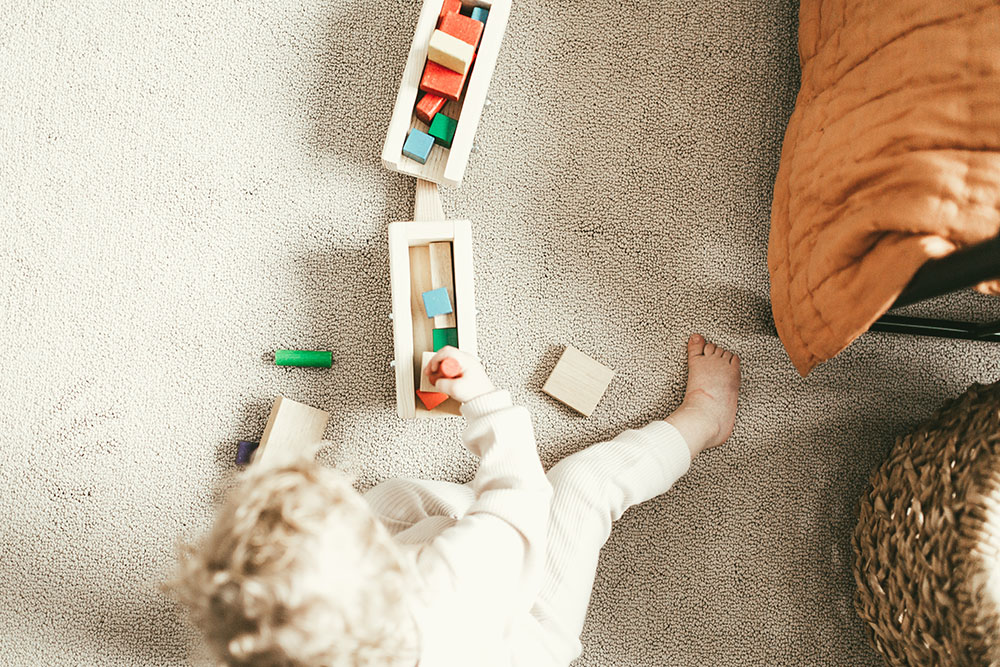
[236,440,259,465]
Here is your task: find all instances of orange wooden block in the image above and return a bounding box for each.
[420,59,470,101]
[438,0,461,24]
[416,390,449,410]
[415,92,447,124]
[439,11,484,49]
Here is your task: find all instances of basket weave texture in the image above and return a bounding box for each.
[854,381,1000,665]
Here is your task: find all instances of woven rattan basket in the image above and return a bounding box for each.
[854,381,1000,665]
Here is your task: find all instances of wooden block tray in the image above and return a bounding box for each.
[388,217,477,419]
[381,0,511,187]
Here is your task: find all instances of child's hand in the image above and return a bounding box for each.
[425,347,495,404]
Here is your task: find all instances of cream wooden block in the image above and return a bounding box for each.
[409,245,436,361]
[542,346,615,417]
[381,0,512,187]
[389,219,477,419]
[419,350,439,392]
[427,30,474,75]
[428,241,457,328]
[256,396,330,466]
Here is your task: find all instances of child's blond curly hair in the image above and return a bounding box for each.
[168,457,420,666]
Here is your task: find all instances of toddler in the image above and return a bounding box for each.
[172,334,740,666]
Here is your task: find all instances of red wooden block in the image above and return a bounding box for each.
[415,92,447,124]
[439,357,462,378]
[420,59,470,102]
[438,0,461,24]
[439,11,484,49]
[416,390,449,410]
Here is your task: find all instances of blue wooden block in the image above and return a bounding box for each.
[422,287,453,318]
[471,6,489,23]
[403,129,435,164]
[236,440,259,465]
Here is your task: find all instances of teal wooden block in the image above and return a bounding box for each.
[428,113,458,149]
[403,129,435,164]
[433,327,458,351]
[422,287,453,318]
[471,6,489,23]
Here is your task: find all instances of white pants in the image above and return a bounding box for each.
[365,421,691,666]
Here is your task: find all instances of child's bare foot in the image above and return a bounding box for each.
[665,334,741,460]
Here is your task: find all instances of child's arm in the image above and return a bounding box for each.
[413,349,552,615]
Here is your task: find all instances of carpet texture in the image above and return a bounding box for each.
[2,1,999,665]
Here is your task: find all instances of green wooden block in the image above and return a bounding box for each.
[433,327,458,351]
[428,113,458,149]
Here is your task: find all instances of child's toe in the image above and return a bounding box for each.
[688,333,706,357]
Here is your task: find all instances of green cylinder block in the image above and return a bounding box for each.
[274,349,332,368]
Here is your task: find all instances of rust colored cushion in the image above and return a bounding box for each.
[768,0,1000,375]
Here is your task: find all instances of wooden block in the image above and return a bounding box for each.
[439,0,461,23]
[416,389,449,410]
[541,346,615,417]
[428,113,458,149]
[428,30,475,76]
[439,11,484,49]
[256,396,330,465]
[433,327,458,350]
[403,128,435,164]
[420,350,438,392]
[428,241,457,327]
[420,59,469,102]
[415,92,447,124]
[235,440,259,465]
[422,286,453,319]
[439,357,462,378]
[470,6,488,23]
[409,245,436,369]
[420,351,463,392]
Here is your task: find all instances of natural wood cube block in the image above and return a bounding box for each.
[256,396,330,465]
[420,350,439,392]
[428,241,457,327]
[542,345,615,417]
[419,350,462,394]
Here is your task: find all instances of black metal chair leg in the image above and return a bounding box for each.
[870,315,1000,342]
[869,234,1000,341]
[973,318,1000,338]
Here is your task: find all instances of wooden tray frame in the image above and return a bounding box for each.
[388,218,477,418]
[381,0,511,187]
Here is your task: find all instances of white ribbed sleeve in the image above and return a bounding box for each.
[394,391,552,666]
[415,391,552,610]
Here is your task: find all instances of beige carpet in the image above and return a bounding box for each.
[3,0,1000,664]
